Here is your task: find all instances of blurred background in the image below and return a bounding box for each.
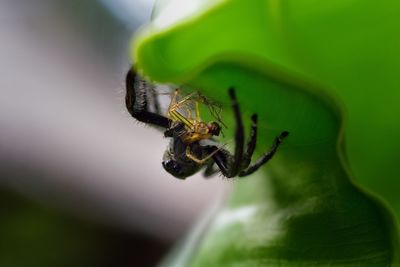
[0,0,228,266]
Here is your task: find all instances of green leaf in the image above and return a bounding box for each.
[131,0,400,266]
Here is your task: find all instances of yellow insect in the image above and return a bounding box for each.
[166,89,225,145]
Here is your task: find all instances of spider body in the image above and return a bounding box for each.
[162,125,214,178]
[125,68,288,179]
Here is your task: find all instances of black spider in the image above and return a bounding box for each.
[125,68,289,179]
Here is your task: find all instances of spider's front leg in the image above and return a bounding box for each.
[209,146,236,178]
[203,161,220,178]
[237,112,289,177]
[206,88,245,178]
[238,131,288,177]
[228,88,245,177]
[211,88,289,178]
[125,68,171,128]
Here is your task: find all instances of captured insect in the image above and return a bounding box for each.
[125,68,289,179]
[165,88,227,144]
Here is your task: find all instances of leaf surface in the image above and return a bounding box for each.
[131,0,400,265]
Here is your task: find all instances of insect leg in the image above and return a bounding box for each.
[167,89,179,115]
[186,145,224,164]
[195,100,201,122]
[238,131,289,177]
[125,68,171,128]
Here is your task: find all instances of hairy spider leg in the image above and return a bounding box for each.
[209,146,233,177]
[239,131,288,177]
[230,88,245,176]
[241,114,258,170]
[210,89,288,178]
[207,88,245,178]
[203,165,218,177]
[125,68,171,128]
[203,160,220,178]
[149,82,161,115]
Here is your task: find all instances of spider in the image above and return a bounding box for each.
[125,68,289,179]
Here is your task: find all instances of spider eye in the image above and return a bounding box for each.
[162,160,186,179]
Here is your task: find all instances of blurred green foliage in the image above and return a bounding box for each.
[0,189,166,267]
[131,0,400,265]
[0,189,112,267]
